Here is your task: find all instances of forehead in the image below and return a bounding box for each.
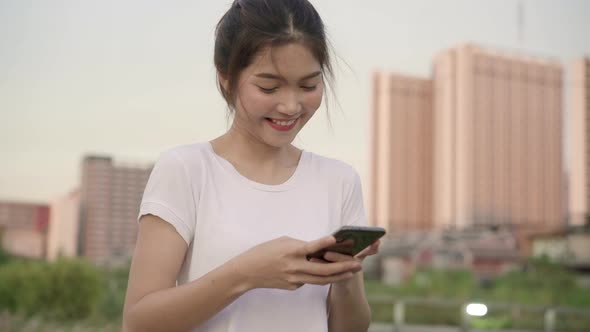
[245,43,321,79]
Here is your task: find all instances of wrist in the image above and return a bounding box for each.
[331,273,358,293]
[226,257,256,294]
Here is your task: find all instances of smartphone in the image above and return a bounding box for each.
[307,225,386,260]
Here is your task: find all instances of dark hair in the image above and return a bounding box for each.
[214,0,334,111]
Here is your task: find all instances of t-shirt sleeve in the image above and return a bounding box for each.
[341,168,368,227]
[138,150,197,245]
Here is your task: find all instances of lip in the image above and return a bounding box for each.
[266,118,299,132]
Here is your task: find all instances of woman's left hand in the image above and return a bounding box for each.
[309,240,381,264]
[310,240,380,287]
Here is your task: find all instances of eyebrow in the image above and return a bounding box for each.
[254,71,322,82]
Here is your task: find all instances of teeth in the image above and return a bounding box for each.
[270,118,296,126]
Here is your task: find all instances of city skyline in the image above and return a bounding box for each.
[1,0,590,203]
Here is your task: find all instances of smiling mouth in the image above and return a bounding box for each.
[265,117,299,131]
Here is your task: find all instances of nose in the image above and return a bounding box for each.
[277,91,302,116]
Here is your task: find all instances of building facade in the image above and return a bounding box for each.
[47,189,81,261]
[0,202,50,259]
[369,72,433,232]
[433,44,564,230]
[569,57,590,226]
[79,156,152,265]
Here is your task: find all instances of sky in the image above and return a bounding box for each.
[1,0,589,203]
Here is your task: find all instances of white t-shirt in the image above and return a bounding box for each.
[138,142,367,332]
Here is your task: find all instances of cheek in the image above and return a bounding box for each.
[238,89,274,116]
[303,88,324,111]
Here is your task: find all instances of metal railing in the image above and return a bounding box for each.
[369,295,590,332]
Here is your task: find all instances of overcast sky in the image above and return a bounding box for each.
[1,0,589,203]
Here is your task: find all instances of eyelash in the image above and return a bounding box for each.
[258,86,317,94]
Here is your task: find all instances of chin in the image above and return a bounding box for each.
[259,126,301,148]
[260,129,298,148]
[264,137,295,149]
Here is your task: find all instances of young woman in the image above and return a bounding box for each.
[123,1,379,331]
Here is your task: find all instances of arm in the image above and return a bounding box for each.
[325,168,374,331]
[122,215,251,332]
[323,241,380,332]
[123,215,363,332]
[327,272,371,332]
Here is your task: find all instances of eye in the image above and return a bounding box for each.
[257,86,278,94]
[301,85,317,92]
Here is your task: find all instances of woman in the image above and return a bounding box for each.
[123,1,379,331]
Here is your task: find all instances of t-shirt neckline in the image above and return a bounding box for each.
[206,141,308,192]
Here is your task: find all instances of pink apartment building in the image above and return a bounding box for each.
[569,57,590,226]
[369,72,433,233]
[433,44,564,230]
[370,44,565,233]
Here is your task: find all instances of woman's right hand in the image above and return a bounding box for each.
[231,236,362,291]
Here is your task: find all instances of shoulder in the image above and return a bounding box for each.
[152,142,212,177]
[159,142,210,162]
[305,151,361,185]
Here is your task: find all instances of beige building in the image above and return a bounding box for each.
[0,202,50,259]
[433,44,564,230]
[531,226,590,266]
[369,72,433,232]
[79,155,152,265]
[47,189,81,261]
[569,57,590,226]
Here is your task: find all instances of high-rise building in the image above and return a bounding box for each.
[369,72,433,232]
[569,57,590,226]
[0,201,50,258]
[79,155,152,265]
[433,44,564,230]
[47,189,81,261]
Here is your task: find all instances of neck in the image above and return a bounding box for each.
[211,126,299,169]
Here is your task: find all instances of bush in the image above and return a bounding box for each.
[0,245,12,265]
[45,258,103,320]
[94,264,130,322]
[491,257,587,307]
[0,261,52,315]
[407,268,476,300]
[0,258,103,321]
[365,261,590,327]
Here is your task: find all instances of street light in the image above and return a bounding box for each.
[465,303,488,317]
